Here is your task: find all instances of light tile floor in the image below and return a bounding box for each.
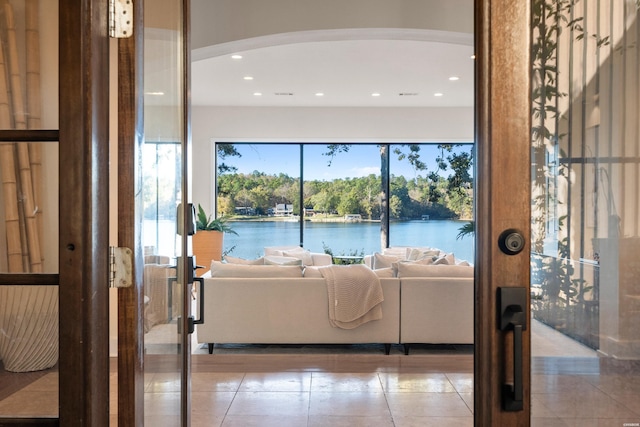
[141,371,475,426]
[2,319,639,426]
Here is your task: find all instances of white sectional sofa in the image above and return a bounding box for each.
[194,246,474,355]
[197,274,401,354]
[397,263,474,355]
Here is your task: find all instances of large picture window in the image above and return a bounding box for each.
[215,142,475,262]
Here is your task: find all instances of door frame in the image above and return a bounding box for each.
[116,0,145,425]
[108,0,534,425]
[58,0,111,425]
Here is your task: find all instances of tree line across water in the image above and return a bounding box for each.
[216,144,473,220]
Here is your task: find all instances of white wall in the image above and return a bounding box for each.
[191,0,473,49]
[192,105,473,211]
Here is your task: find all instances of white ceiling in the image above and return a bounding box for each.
[190,38,475,108]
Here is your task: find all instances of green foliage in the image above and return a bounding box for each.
[195,204,238,235]
[217,172,467,220]
[530,1,605,342]
[217,143,242,174]
[323,144,351,166]
[393,144,427,171]
[222,245,237,258]
[456,221,475,240]
[322,242,365,264]
[218,143,473,220]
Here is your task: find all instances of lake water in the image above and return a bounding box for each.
[145,219,475,264]
[225,220,475,263]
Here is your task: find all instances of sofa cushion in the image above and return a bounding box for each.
[282,249,314,266]
[407,248,440,261]
[396,263,473,278]
[224,255,265,265]
[210,261,303,277]
[433,252,456,265]
[311,253,333,266]
[382,247,411,259]
[264,245,300,256]
[303,266,323,277]
[264,255,303,266]
[372,267,395,278]
[373,252,402,269]
[396,256,435,267]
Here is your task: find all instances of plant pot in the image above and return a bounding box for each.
[192,230,223,276]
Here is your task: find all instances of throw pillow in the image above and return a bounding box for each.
[373,252,402,269]
[407,248,440,261]
[264,245,300,256]
[282,249,314,266]
[382,247,411,259]
[264,255,303,266]
[416,256,436,265]
[433,256,449,265]
[433,253,456,265]
[224,255,264,265]
[210,261,303,277]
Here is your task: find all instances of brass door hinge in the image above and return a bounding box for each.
[109,0,133,38]
[109,246,133,288]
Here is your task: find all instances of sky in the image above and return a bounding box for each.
[220,143,474,181]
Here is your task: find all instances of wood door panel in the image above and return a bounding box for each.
[475,0,532,425]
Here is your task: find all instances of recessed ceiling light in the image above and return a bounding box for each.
[231,54,243,60]
[449,76,460,81]
[434,92,444,97]
[371,93,381,97]
[243,76,254,81]
[253,92,262,96]
[315,92,324,97]
[470,54,476,59]
[145,91,165,96]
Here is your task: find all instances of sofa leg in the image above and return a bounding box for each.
[403,344,410,355]
[208,343,214,354]
[384,344,391,355]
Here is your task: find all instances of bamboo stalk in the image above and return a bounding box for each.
[25,0,40,130]
[3,3,25,131]
[0,8,22,272]
[16,144,41,271]
[4,2,41,272]
[15,156,29,271]
[25,0,43,262]
[0,143,22,271]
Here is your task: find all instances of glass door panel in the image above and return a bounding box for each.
[0,0,59,420]
[143,0,187,424]
[531,0,640,424]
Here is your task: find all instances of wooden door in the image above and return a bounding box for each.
[475,0,532,425]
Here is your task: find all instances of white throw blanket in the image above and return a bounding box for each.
[319,264,384,329]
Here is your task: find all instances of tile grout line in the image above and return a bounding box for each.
[217,371,245,427]
[377,372,398,426]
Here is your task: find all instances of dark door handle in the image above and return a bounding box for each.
[498,287,527,411]
[192,277,205,326]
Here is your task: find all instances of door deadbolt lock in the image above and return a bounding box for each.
[498,229,525,255]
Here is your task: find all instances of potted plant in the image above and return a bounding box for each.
[192,204,237,275]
